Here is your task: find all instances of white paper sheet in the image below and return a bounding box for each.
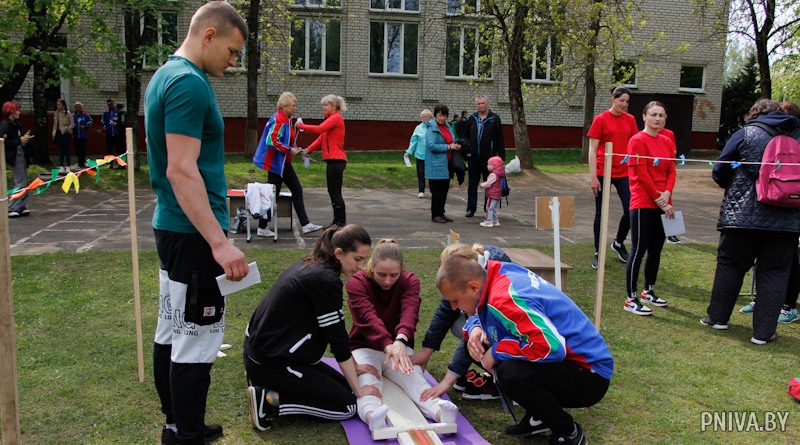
[404,156,412,167]
[661,210,686,237]
[216,262,261,295]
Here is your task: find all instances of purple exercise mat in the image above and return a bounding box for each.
[321,358,491,445]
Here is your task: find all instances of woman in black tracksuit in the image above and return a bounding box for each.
[243,225,380,431]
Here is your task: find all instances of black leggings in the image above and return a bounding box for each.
[415,158,426,193]
[593,176,631,252]
[259,163,311,228]
[626,208,666,296]
[495,360,609,436]
[429,178,450,219]
[326,160,347,226]
[244,353,356,420]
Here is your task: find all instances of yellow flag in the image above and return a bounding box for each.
[61,172,80,193]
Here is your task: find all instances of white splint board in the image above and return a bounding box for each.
[371,379,457,443]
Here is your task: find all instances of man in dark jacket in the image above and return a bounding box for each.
[702,99,800,345]
[463,95,505,217]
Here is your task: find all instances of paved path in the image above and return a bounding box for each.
[7,168,726,257]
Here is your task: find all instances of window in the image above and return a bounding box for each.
[293,0,341,7]
[612,60,637,86]
[143,12,179,68]
[447,0,480,15]
[680,65,705,92]
[291,18,341,72]
[370,0,419,11]
[369,22,418,75]
[446,25,492,78]
[522,36,562,83]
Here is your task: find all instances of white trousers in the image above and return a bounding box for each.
[352,347,442,423]
[154,269,225,364]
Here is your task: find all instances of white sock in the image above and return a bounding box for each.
[437,400,459,423]
[166,423,177,432]
[368,404,389,431]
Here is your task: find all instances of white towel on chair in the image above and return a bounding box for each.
[246,183,274,219]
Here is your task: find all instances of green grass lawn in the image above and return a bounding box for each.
[6,243,800,444]
[11,148,588,193]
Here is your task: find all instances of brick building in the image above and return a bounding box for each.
[12,0,727,154]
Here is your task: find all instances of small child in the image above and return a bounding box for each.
[479,156,505,227]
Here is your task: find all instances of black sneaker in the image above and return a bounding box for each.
[462,373,500,400]
[624,298,652,316]
[549,422,587,445]
[504,414,550,437]
[640,289,668,307]
[667,235,682,244]
[700,316,728,330]
[591,253,598,270]
[610,241,629,263]
[751,332,778,345]
[453,369,479,391]
[161,424,223,444]
[246,386,274,431]
[465,211,475,218]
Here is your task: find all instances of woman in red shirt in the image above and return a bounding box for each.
[346,239,459,431]
[587,87,639,269]
[624,101,676,316]
[297,94,348,229]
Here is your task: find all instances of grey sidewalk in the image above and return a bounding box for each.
[7,168,725,256]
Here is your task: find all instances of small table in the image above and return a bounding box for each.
[503,248,573,292]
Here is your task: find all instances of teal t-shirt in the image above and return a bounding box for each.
[145,55,228,233]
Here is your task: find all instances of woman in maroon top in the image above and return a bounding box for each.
[624,101,677,316]
[346,239,459,431]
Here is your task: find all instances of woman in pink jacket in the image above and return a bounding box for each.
[297,94,348,229]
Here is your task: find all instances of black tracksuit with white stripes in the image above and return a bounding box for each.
[244,259,356,419]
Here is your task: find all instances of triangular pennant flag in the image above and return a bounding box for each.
[653,158,660,166]
[26,177,44,190]
[61,172,80,193]
[731,161,741,169]
[775,160,782,171]
[679,154,686,166]
[87,159,100,182]
[116,153,128,167]
[10,190,26,201]
[620,155,629,164]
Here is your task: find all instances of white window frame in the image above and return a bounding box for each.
[290,18,341,74]
[446,0,481,16]
[445,25,492,79]
[292,0,341,8]
[142,11,179,69]
[522,35,562,84]
[369,0,420,13]
[679,65,706,93]
[369,21,418,76]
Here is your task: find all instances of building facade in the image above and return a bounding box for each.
[12,0,727,154]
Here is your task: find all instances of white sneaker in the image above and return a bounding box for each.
[302,223,322,235]
[418,192,424,198]
[64,166,71,173]
[58,166,65,173]
[493,220,500,227]
[479,221,494,227]
[256,228,275,237]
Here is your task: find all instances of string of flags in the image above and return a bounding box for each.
[7,154,127,201]
[612,152,797,170]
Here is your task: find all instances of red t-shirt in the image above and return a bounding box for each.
[627,131,677,210]
[587,110,639,178]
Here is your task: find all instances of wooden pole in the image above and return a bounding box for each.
[593,142,614,330]
[126,128,145,382]
[0,138,21,444]
[549,197,562,290]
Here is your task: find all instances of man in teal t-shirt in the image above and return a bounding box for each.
[144,3,248,444]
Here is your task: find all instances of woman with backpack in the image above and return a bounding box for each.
[701,99,800,345]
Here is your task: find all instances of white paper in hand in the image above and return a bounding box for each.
[304,156,311,168]
[216,262,261,296]
[661,211,686,237]
[404,156,412,167]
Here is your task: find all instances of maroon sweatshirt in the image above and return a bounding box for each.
[346,270,421,352]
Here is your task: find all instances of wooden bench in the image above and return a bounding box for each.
[502,248,573,292]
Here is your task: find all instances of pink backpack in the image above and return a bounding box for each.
[748,122,800,208]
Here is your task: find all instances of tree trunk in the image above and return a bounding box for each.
[0,63,32,106]
[506,3,532,169]
[244,0,261,159]
[31,59,51,166]
[124,9,140,170]
[581,0,602,164]
[755,35,772,98]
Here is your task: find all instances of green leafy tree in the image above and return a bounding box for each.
[0,0,109,164]
[718,52,759,148]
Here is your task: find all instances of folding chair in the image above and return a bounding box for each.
[245,182,278,242]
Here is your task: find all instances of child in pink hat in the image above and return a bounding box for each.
[479,156,505,227]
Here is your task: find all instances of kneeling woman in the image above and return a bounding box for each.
[244,225,379,431]
[346,239,459,431]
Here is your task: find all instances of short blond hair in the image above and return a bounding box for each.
[321,94,347,112]
[436,253,485,292]
[439,242,484,266]
[277,92,297,110]
[188,1,248,40]
[420,109,433,121]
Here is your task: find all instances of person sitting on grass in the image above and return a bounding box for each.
[346,238,459,431]
[436,250,613,444]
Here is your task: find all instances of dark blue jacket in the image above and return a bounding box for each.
[713,111,800,232]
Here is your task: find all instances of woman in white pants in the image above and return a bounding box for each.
[346,239,459,430]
